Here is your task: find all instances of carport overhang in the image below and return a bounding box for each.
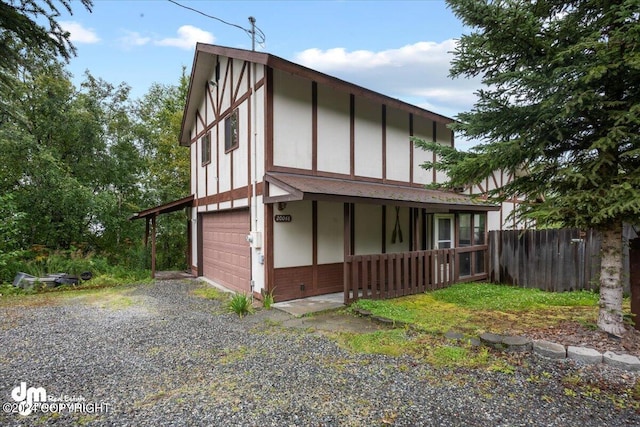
[129,195,195,279]
[263,172,500,212]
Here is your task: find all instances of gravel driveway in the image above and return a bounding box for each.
[1,280,639,426]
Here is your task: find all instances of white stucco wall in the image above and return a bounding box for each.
[412,118,434,185]
[354,203,382,255]
[232,103,249,189]
[386,108,410,182]
[317,86,350,175]
[272,70,313,170]
[354,99,382,179]
[273,200,313,268]
[317,201,344,264]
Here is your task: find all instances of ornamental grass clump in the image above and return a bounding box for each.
[229,293,253,318]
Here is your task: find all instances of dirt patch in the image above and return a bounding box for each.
[278,310,392,334]
[518,321,640,357]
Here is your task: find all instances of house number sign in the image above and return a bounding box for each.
[275,214,292,223]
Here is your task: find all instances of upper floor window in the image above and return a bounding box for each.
[225,109,239,152]
[201,132,211,166]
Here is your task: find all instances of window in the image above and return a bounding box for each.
[458,214,471,247]
[201,132,211,165]
[434,215,454,249]
[225,109,239,152]
[455,212,487,278]
[474,213,486,245]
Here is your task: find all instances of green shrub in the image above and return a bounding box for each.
[261,287,276,309]
[229,293,253,318]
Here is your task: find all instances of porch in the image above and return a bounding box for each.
[265,172,497,304]
[344,246,487,304]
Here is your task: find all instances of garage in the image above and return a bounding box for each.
[201,209,251,294]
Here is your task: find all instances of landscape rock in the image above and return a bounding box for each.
[603,351,640,372]
[567,346,603,365]
[502,336,532,352]
[533,340,567,359]
[479,332,505,349]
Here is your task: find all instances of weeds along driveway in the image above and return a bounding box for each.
[0,280,638,427]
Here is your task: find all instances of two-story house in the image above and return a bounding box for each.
[137,43,517,303]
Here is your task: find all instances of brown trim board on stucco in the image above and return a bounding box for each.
[263,172,499,212]
[179,43,455,146]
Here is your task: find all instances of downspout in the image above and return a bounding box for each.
[250,16,259,301]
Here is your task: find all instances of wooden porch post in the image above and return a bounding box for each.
[144,218,150,248]
[151,214,157,279]
[343,203,352,305]
[630,238,640,331]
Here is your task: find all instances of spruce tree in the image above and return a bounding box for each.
[434,0,640,335]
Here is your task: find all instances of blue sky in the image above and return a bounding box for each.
[59,0,481,147]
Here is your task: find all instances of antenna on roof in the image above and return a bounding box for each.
[167,1,265,48]
[249,16,256,51]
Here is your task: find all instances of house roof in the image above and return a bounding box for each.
[264,172,499,212]
[179,43,456,146]
[129,195,194,221]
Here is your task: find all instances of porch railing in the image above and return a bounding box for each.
[344,249,457,304]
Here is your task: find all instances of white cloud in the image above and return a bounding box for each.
[59,21,100,44]
[119,31,151,49]
[294,40,482,120]
[155,25,215,50]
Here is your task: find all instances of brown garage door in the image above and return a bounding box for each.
[201,209,251,294]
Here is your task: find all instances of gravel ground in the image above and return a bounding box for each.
[1,279,639,426]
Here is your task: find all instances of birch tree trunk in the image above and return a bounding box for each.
[597,224,626,336]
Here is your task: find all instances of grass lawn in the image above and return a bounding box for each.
[335,282,627,369]
[351,282,606,336]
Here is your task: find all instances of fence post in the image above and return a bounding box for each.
[630,238,640,331]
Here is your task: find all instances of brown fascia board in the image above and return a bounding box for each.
[179,43,456,146]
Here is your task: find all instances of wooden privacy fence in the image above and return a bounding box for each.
[344,249,455,304]
[488,228,601,292]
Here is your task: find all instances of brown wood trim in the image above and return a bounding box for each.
[216,119,220,202]
[230,151,235,207]
[432,121,437,183]
[256,75,265,90]
[221,57,232,113]
[233,60,248,102]
[312,81,318,174]
[312,200,318,293]
[196,109,205,130]
[266,67,274,170]
[187,212,192,268]
[207,81,217,120]
[197,213,203,277]
[343,202,351,304]
[196,183,264,207]
[381,205,387,254]
[382,104,387,182]
[192,45,454,124]
[265,202,274,293]
[204,103,209,197]
[409,113,414,185]
[350,94,355,179]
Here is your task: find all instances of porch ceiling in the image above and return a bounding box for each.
[264,173,499,212]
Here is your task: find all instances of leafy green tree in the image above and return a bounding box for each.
[0,0,93,119]
[133,71,190,270]
[431,0,640,335]
[0,50,146,260]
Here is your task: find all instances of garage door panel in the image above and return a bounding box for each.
[202,210,251,294]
